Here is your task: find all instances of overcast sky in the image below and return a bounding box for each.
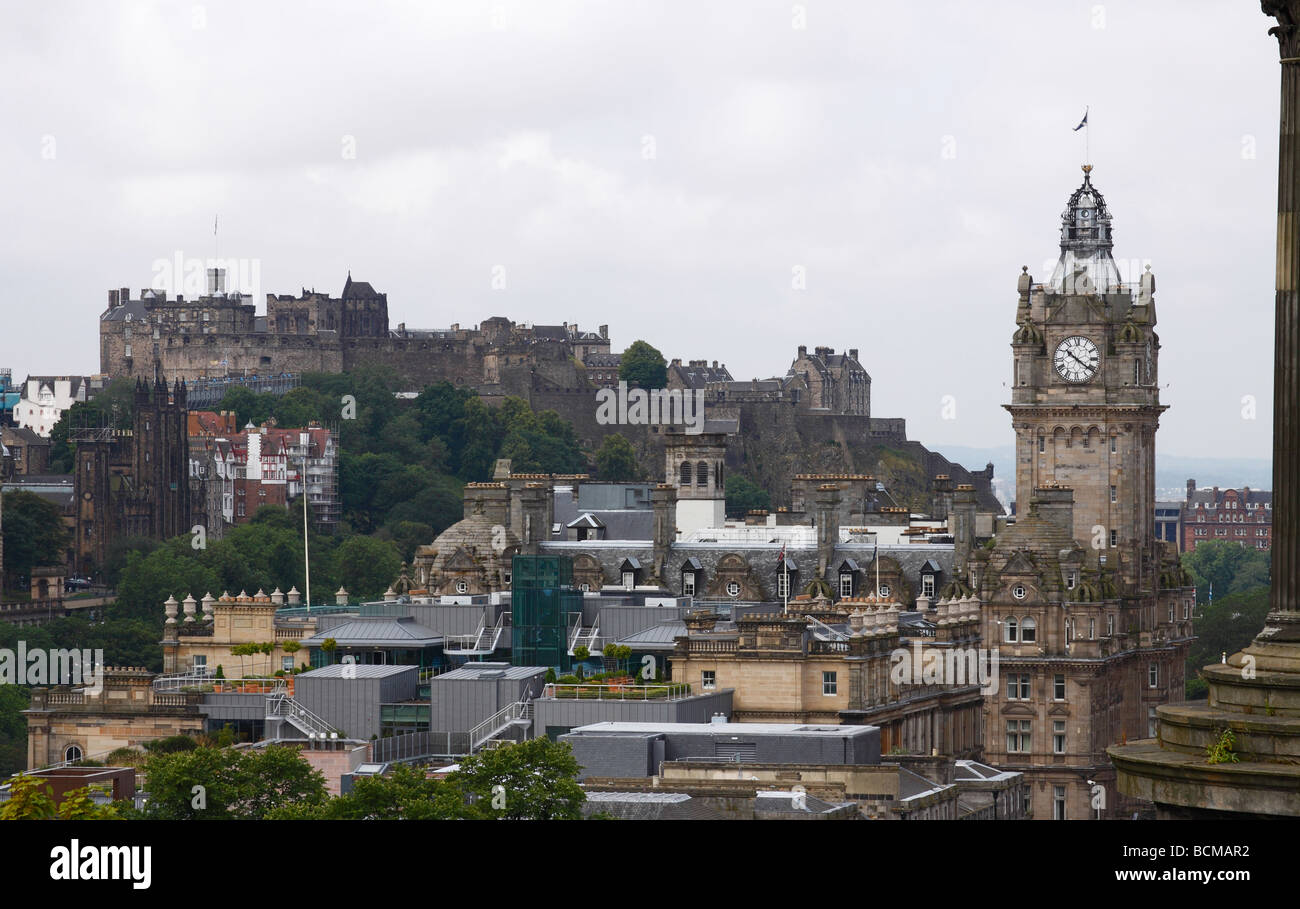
[0,1,1281,462]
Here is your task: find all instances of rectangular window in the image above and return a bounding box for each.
[1110,436,1117,453]
[1006,673,1030,700]
[702,671,716,690]
[1038,436,1045,453]
[1110,485,1117,503]
[1148,706,1158,738]
[1107,614,1115,636]
[1110,530,1118,547]
[823,671,838,696]
[1053,720,1066,755]
[1054,674,1066,700]
[777,571,789,599]
[282,656,294,672]
[1148,663,1159,688]
[1006,720,1031,753]
[193,655,207,669]
[840,574,853,599]
[1053,786,1067,821]
[1088,618,1096,640]
[683,573,696,597]
[922,575,935,597]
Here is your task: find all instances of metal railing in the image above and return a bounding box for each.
[266,694,334,738]
[467,701,532,754]
[542,682,693,701]
[152,668,215,690]
[372,731,469,763]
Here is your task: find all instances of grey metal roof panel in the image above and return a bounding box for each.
[299,617,442,647]
[616,621,687,648]
[436,663,549,681]
[300,664,419,679]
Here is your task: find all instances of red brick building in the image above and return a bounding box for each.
[1183,480,1272,552]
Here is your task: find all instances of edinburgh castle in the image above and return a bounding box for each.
[98,269,1000,513]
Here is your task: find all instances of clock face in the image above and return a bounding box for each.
[1054,336,1099,383]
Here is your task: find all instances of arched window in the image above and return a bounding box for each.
[64,744,83,763]
[680,461,692,486]
[1021,617,1037,643]
[1004,617,1018,643]
[696,461,709,487]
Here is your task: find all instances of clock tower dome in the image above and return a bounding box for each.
[1007,166,1163,592]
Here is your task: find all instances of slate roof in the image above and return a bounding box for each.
[101,298,149,322]
[1186,487,1272,507]
[342,275,383,300]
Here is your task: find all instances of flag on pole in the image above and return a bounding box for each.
[1073,109,1088,131]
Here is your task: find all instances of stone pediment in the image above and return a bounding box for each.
[1047,704,1071,717]
[1001,550,1038,576]
[1001,703,1036,717]
[443,547,480,572]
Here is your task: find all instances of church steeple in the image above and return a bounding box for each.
[1048,165,1121,294]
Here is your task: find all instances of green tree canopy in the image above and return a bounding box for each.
[725,474,771,519]
[595,433,640,481]
[331,536,402,601]
[618,340,668,390]
[1181,540,1271,604]
[450,737,586,820]
[2,491,71,590]
[135,744,327,820]
[1186,587,1271,697]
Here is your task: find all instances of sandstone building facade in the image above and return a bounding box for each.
[977,168,1194,820]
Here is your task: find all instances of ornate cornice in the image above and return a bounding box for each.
[1264,1,1300,59]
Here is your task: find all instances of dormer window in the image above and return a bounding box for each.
[620,558,641,589]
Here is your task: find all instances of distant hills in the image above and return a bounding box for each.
[934,445,1272,510]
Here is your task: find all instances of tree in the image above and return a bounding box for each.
[1182,540,1271,604]
[725,474,771,519]
[595,433,640,481]
[137,745,326,819]
[217,386,273,429]
[267,763,475,819]
[618,340,668,390]
[1186,587,1271,695]
[332,536,402,601]
[1,491,71,590]
[449,738,586,820]
[55,785,121,820]
[47,377,135,473]
[379,521,436,563]
[0,775,55,820]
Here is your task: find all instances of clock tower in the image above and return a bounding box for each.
[1008,165,1163,591]
[979,165,1194,820]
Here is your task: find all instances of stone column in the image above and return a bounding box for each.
[1263,1,1300,644]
